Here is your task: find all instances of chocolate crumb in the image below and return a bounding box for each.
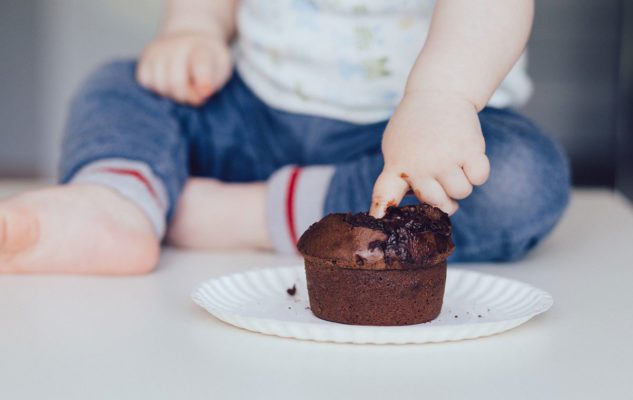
[288,306,292,309]
[477,314,482,318]
[454,315,458,318]
[286,285,297,296]
[305,306,311,310]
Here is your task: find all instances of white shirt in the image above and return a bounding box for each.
[235,0,532,124]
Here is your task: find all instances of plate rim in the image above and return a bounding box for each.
[191,265,553,339]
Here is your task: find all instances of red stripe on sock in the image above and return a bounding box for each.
[286,168,301,247]
[97,167,160,204]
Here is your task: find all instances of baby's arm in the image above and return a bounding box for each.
[370,0,534,217]
[137,0,238,105]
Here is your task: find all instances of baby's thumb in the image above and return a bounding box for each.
[369,171,409,219]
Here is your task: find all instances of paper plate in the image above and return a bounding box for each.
[192,265,552,344]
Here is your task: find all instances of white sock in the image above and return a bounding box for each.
[266,165,335,254]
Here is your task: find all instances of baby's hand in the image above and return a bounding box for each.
[136,30,232,106]
[370,91,490,218]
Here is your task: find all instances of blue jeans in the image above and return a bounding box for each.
[60,60,571,262]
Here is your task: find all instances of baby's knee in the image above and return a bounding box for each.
[495,128,569,205]
[71,60,148,106]
[477,123,570,260]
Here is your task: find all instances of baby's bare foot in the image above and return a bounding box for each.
[167,178,272,250]
[0,185,159,274]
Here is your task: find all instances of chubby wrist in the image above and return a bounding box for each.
[162,18,230,42]
[404,65,489,111]
[401,87,480,112]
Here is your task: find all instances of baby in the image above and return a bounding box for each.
[0,0,570,274]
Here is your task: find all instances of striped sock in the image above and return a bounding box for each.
[266,165,335,254]
[70,159,169,238]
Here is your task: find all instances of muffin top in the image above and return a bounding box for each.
[297,204,454,270]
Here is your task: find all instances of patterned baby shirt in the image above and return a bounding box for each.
[235,0,532,123]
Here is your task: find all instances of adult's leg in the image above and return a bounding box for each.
[322,108,571,262]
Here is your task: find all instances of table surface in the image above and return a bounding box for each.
[1,181,632,400]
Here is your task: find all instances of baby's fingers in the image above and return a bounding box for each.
[463,154,490,186]
[150,52,171,97]
[437,167,473,200]
[168,46,193,103]
[369,171,409,218]
[409,177,459,215]
[190,48,216,103]
[136,56,155,90]
[137,47,166,94]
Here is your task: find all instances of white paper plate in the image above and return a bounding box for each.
[192,265,553,344]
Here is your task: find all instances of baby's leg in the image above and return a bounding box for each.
[166,169,333,253]
[0,61,188,274]
[322,108,571,262]
[167,107,570,261]
[0,185,158,274]
[166,178,271,250]
[447,108,571,261]
[167,106,380,253]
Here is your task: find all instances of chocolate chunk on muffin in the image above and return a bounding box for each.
[297,204,454,326]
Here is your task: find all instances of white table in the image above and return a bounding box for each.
[1,182,632,400]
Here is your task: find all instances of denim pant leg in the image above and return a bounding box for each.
[185,73,305,182]
[324,107,571,262]
[59,62,289,221]
[59,60,189,219]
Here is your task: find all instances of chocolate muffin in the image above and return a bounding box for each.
[297,204,454,326]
